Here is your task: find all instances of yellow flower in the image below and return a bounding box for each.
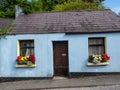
[99,57,102,61]
[21,56,27,61]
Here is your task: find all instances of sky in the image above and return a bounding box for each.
[104,0,120,13]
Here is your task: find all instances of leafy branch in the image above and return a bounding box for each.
[0,22,13,39]
[0,0,105,18]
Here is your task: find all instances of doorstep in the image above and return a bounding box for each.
[53,76,68,80]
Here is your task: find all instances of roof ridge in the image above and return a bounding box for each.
[24,9,111,14]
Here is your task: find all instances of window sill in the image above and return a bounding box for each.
[16,64,36,68]
[87,62,109,66]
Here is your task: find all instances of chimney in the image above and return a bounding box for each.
[15,5,24,18]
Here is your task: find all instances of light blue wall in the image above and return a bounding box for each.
[68,33,120,72]
[0,33,120,77]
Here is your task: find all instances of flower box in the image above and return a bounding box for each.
[88,53,110,66]
[87,62,110,66]
[16,54,36,67]
[16,64,36,68]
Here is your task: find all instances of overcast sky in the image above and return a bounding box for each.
[104,0,120,13]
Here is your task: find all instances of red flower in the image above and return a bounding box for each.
[16,56,21,61]
[28,54,35,63]
[103,53,110,60]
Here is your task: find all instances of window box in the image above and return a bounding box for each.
[16,55,35,66]
[16,64,36,68]
[88,54,110,66]
[87,62,110,66]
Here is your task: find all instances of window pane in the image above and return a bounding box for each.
[20,41,26,47]
[20,48,27,56]
[19,40,34,56]
[30,41,34,47]
[89,46,104,55]
[88,38,105,55]
[89,38,104,45]
[30,48,34,55]
[20,40,34,47]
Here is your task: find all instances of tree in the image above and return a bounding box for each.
[17,0,33,14]
[54,0,104,11]
[0,22,13,39]
[0,0,15,17]
[31,0,42,12]
[49,0,70,10]
[82,0,104,3]
[0,0,105,18]
[0,0,33,18]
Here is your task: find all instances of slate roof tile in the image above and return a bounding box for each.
[10,9,120,34]
[0,18,13,29]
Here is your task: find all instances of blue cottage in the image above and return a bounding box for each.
[0,9,120,78]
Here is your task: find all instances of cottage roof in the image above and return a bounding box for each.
[10,9,120,34]
[0,18,13,29]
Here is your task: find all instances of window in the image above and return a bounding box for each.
[88,37,110,66]
[16,40,36,68]
[88,38,105,55]
[19,40,34,56]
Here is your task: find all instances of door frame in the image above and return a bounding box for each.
[53,41,69,76]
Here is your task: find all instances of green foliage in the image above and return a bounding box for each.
[0,22,13,39]
[0,0,34,17]
[0,0,15,18]
[18,0,33,14]
[0,0,105,18]
[54,0,104,11]
[31,0,42,12]
[0,8,15,18]
[48,0,71,11]
[41,0,51,11]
